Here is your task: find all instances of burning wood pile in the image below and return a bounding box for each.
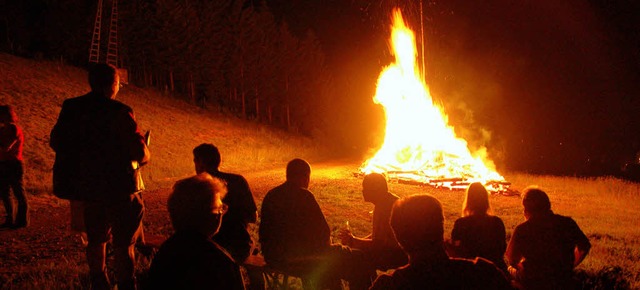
[360,9,515,195]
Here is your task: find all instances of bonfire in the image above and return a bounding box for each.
[360,9,510,193]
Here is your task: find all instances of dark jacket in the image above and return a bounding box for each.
[50,92,149,202]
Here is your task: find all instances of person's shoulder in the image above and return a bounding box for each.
[106,98,133,113]
[450,257,511,287]
[216,171,248,184]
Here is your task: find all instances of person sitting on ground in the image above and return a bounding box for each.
[370,194,512,290]
[147,173,244,290]
[447,182,507,271]
[339,172,407,270]
[0,105,29,229]
[259,158,375,289]
[506,186,591,290]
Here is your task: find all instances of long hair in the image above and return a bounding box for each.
[461,182,491,217]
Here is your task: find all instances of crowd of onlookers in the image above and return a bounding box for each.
[1,63,591,289]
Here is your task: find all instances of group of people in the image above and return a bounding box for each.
[31,62,590,290]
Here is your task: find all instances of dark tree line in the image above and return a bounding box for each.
[1,0,339,136]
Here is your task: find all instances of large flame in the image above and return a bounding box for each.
[361,9,504,185]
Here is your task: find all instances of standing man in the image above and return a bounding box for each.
[192,143,257,264]
[339,173,407,270]
[259,159,374,289]
[506,186,591,289]
[50,63,149,290]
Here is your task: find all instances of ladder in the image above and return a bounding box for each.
[106,0,119,67]
[88,0,119,67]
[88,0,104,64]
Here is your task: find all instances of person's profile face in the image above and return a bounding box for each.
[109,75,120,99]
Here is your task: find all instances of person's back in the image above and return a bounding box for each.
[193,143,258,263]
[371,256,511,290]
[506,187,590,290]
[209,170,256,262]
[259,181,330,266]
[51,92,146,201]
[148,230,244,290]
[451,214,507,270]
[510,213,586,288]
[371,194,511,290]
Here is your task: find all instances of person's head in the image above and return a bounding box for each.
[461,182,491,217]
[286,158,311,189]
[521,186,552,219]
[168,173,228,237]
[193,143,221,174]
[88,63,120,99]
[0,105,17,124]
[390,194,444,255]
[362,173,388,203]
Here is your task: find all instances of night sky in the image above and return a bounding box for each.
[268,0,640,175]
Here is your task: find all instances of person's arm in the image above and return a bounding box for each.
[238,175,258,224]
[571,220,591,267]
[505,226,522,267]
[118,108,149,164]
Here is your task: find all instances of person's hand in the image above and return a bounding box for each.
[338,228,353,246]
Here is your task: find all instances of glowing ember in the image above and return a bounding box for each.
[361,9,506,190]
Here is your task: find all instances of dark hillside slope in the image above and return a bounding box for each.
[0,53,325,194]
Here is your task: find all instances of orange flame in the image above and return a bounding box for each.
[361,9,504,184]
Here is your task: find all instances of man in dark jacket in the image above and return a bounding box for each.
[506,187,591,289]
[50,63,150,290]
[259,159,374,289]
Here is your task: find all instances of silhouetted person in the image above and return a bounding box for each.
[259,159,374,289]
[50,63,149,290]
[193,143,257,263]
[193,143,263,290]
[339,173,407,270]
[448,182,507,271]
[506,186,591,290]
[147,173,245,290]
[371,194,512,290]
[0,105,28,229]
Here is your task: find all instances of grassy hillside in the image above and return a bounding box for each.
[0,53,328,194]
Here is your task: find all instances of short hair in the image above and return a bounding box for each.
[462,182,490,217]
[286,158,311,181]
[168,173,227,231]
[522,186,551,215]
[390,194,444,253]
[88,63,118,91]
[193,143,221,169]
[0,105,18,123]
[362,173,388,193]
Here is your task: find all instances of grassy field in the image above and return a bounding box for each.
[1,54,639,289]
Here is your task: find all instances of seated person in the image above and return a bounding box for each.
[506,186,591,290]
[370,194,512,290]
[147,173,244,290]
[448,182,507,271]
[259,159,374,289]
[339,173,407,270]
